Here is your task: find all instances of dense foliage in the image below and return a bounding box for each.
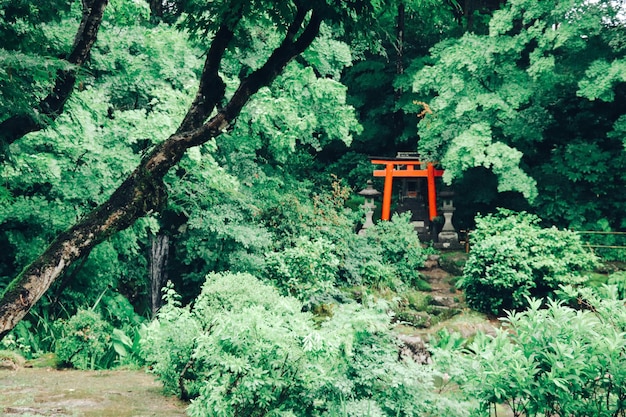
[411,0,626,231]
[1,0,625,415]
[433,287,626,417]
[460,209,598,315]
[142,272,464,417]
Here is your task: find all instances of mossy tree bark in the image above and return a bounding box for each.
[0,6,322,339]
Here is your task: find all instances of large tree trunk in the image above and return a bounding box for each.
[0,0,109,151]
[149,0,164,18]
[0,6,322,340]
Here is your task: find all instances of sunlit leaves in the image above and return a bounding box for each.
[303,23,353,79]
[608,114,626,145]
[0,0,200,308]
[577,58,626,101]
[226,61,361,164]
[104,0,150,26]
[441,124,537,200]
[90,22,201,114]
[0,48,75,124]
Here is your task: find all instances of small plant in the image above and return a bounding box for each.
[0,332,31,358]
[9,306,61,357]
[403,290,432,311]
[607,271,626,299]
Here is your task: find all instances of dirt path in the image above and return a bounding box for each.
[0,368,187,417]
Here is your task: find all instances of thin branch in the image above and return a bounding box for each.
[0,0,109,148]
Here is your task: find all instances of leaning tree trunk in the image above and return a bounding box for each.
[0,6,322,340]
[0,0,109,151]
[149,234,169,317]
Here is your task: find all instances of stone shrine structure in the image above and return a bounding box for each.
[435,191,462,249]
[366,153,460,246]
[357,180,381,235]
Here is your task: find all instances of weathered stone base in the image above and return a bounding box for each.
[435,231,463,249]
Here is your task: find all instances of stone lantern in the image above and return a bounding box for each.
[358,180,381,235]
[436,190,461,249]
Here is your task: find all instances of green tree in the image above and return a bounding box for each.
[0,0,391,339]
[0,1,196,338]
[341,1,462,158]
[411,0,626,229]
[157,29,362,302]
[0,0,109,149]
[336,0,505,184]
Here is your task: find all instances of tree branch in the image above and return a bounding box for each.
[224,7,322,120]
[0,0,109,149]
[0,4,323,340]
[177,8,242,133]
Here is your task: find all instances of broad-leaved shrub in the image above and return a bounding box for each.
[459,209,597,314]
[364,212,427,289]
[265,236,340,299]
[55,309,114,370]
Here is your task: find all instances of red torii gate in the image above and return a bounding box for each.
[371,158,444,221]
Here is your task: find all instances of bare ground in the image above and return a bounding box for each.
[0,368,187,417]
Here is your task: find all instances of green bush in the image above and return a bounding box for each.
[365,212,427,289]
[142,272,465,416]
[434,293,626,417]
[338,233,396,289]
[53,306,144,370]
[143,272,329,407]
[459,209,597,315]
[607,271,626,299]
[265,236,340,299]
[261,185,428,296]
[55,310,114,370]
